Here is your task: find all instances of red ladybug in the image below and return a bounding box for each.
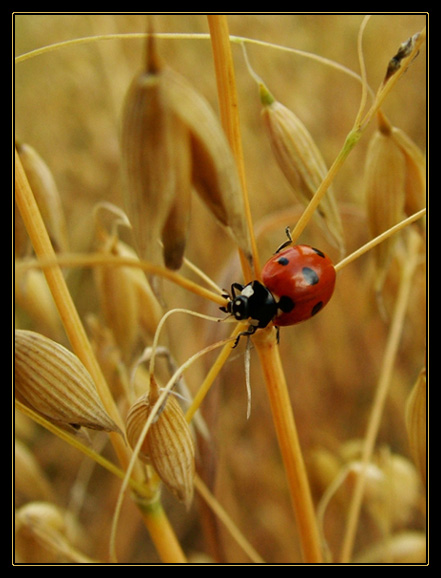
[221,241,336,346]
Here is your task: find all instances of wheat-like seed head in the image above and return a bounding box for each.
[15,330,121,434]
[364,111,426,293]
[259,82,345,254]
[126,387,195,509]
[121,33,252,271]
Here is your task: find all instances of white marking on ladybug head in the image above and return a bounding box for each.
[241,285,255,298]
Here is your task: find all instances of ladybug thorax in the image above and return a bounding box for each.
[231,281,278,328]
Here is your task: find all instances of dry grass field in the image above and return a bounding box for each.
[14,14,427,564]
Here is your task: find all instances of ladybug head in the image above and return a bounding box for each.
[220,288,250,322]
[230,294,250,321]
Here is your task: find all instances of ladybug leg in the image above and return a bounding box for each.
[232,324,258,349]
[274,226,293,254]
[231,282,245,297]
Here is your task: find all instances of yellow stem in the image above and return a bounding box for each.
[138,501,187,564]
[16,252,226,307]
[207,14,260,282]
[194,475,265,563]
[254,330,323,563]
[290,129,361,245]
[185,323,244,423]
[335,208,426,273]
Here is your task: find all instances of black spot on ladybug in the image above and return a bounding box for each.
[302,267,319,285]
[277,256,290,266]
[311,247,325,258]
[278,295,295,313]
[311,301,323,316]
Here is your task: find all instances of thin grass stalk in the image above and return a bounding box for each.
[335,208,426,273]
[15,148,186,564]
[16,252,226,307]
[194,475,265,563]
[185,323,245,423]
[339,232,422,563]
[206,15,323,563]
[15,399,149,497]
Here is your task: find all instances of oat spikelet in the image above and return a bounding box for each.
[121,38,180,267]
[126,388,195,508]
[160,115,193,270]
[15,269,63,340]
[94,234,163,360]
[121,32,252,270]
[405,366,426,484]
[364,112,425,292]
[15,330,120,434]
[259,83,344,254]
[388,125,426,224]
[162,66,252,262]
[15,502,94,563]
[16,141,68,253]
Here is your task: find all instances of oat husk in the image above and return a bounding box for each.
[126,388,195,508]
[260,83,344,254]
[121,33,252,270]
[15,330,120,434]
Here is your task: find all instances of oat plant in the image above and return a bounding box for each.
[15,14,426,564]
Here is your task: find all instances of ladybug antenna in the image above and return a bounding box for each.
[274,226,293,254]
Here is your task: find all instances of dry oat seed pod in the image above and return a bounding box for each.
[260,83,344,254]
[122,33,252,269]
[364,114,407,292]
[16,141,69,253]
[94,234,162,359]
[15,440,54,505]
[126,389,195,508]
[94,238,139,361]
[405,366,426,484]
[121,42,181,266]
[389,125,426,223]
[162,66,252,262]
[15,502,93,563]
[160,116,193,270]
[15,330,120,434]
[15,268,63,340]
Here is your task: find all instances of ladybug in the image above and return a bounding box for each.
[221,239,336,347]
